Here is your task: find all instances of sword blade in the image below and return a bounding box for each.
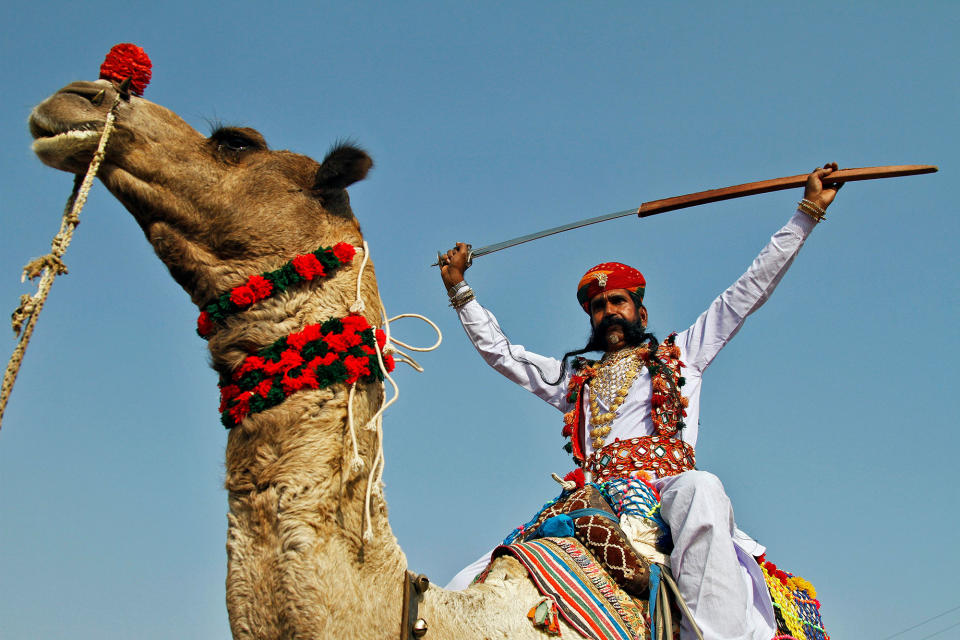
[470,207,639,259]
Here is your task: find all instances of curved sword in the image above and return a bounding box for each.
[432,164,937,266]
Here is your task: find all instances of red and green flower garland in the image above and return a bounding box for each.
[197,242,357,338]
[218,313,395,428]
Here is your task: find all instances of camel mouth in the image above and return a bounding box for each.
[29,109,102,141]
[29,109,104,170]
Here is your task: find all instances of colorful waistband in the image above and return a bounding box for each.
[586,435,696,482]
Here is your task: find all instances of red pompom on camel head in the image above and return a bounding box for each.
[98,43,152,96]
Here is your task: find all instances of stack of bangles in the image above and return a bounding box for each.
[797,198,827,222]
[448,281,475,309]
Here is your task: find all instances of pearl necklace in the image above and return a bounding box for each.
[588,345,650,448]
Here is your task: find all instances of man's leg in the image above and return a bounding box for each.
[654,471,774,640]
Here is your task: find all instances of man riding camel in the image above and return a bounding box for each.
[438,164,842,640]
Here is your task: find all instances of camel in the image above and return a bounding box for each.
[28,78,627,639]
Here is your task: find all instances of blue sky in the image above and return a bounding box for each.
[0,2,956,639]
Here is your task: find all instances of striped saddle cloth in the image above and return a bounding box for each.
[486,536,652,640]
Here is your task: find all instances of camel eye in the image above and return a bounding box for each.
[219,134,251,152]
[210,127,266,158]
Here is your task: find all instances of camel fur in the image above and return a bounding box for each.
[29,78,592,639]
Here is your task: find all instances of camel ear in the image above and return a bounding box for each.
[313,144,373,191]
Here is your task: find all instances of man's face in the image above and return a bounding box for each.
[588,289,647,351]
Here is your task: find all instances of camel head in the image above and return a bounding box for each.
[29,79,372,305]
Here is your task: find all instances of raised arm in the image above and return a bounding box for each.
[680,163,843,373]
[439,243,570,409]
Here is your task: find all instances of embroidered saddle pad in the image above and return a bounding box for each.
[483,537,651,640]
[521,484,650,596]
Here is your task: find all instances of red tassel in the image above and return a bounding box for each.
[99,43,152,96]
[563,468,586,489]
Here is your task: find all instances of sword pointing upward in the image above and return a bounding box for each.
[432,164,937,266]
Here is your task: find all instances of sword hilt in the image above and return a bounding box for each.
[431,245,473,268]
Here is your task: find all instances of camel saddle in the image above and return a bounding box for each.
[521,483,650,597]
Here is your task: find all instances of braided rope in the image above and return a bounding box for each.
[0,94,122,432]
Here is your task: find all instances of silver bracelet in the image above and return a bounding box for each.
[447,280,470,298]
[449,286,474,303]
[448,284,475,307]
[450,291,476,309]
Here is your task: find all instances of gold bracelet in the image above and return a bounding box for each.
[800,198,827,216]
[797,199,826,222]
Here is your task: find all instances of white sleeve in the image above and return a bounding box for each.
[680,210,817,374]
[455,298,571,410]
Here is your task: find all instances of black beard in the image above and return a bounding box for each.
[544,317,659,387]
[585,316,651,352]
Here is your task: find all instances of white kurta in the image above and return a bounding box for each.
[449,210,816,640]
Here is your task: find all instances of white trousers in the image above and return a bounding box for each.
[446,471,777,640]
[652,471,775,640]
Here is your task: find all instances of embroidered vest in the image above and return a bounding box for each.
[561,333,696,479]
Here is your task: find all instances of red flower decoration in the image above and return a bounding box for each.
[235,356,266,379]
[343,354,371,384]
[247,275,273,299]
[220,384,241,401]
[99,44,152,96]
[230,285,256,308]
[282,370,317,393]
[219,384,241,412]
[286,332,309,351]
[323,333,351,352]
[303,324,323,341]
[312,352,339,367]
[341,314,370,334]
[332,242,356,264]
[383,353,395,372]
[254,379,273,398]
[277,349,305,372]
[292,254,326,280]
[288,323,324,350]
[197,311,214,336]
[228,391,253,423]
[281,374,304,394]
[375,329,387,350]
[563,468,586,489]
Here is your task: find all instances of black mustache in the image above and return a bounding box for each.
[586,315,650,351]
[543,316,659,386]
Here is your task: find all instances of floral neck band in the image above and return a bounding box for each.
[218,313,395,428]
[197,242,357,338]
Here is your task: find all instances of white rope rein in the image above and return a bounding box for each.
[0,94,122,433]
[343,240,443,541]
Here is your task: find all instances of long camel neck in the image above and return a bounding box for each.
[210,263,407,639]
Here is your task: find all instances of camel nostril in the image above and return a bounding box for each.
[91,89,105,106]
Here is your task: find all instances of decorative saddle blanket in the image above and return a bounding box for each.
[493,480,830,640]
[481,537,652,640]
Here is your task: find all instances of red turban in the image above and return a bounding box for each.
[576,262,646,312]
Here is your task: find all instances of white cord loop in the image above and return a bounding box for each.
[345,241,444,541]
